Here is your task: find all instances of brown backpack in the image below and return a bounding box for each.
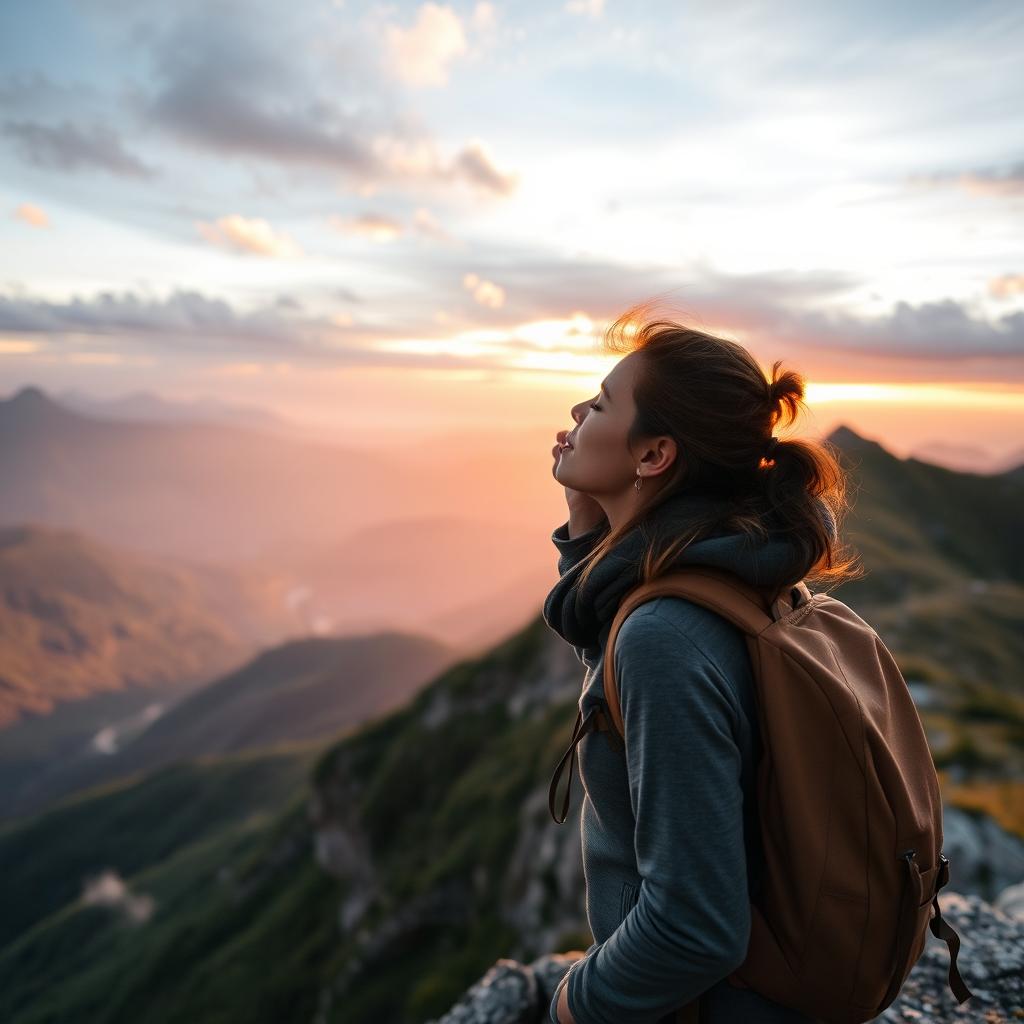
[548,566,973,1024]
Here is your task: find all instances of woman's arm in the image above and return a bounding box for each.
[560,600,751,1024]
[551,518,605,570]
[556,977,577,1023]
[549,519,607,666]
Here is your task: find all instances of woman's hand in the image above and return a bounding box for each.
[552,430,606,537]
[556,978,577,1024]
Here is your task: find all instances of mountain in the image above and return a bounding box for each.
[0,627,458,821]
[0,386,573,652]
[0,618,589,1024]
[0,418,1021,1022]
[826,423,1024,589]
[0,509,557,736]
[1,607,1020,1023]
[0,743,320,953]
[821,424,1024,713]
[431,889,1022,1024]
[129,630,457,756]
[0,385,579,566]
[266,515,560,652]
[55,387,293,433]
[0,385,436,563]
[906,438,1011,475]
[0,522,314,729]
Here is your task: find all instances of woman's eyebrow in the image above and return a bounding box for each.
[601,381,612,402]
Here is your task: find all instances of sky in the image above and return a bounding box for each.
[1,0,1022,465]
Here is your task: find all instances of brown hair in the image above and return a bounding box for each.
[575,300,864,596]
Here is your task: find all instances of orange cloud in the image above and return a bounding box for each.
[329,212,404,242]
[196,215,302,258]
[566,0,605,16]
[471,2,497,33]
[384,3,468,87]
[463,272,505,308]
[14,203,50,227]
[369,135,518,197]
[413,207,453,241]
[989,273,1024,299]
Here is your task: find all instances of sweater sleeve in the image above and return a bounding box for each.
[550,519,607,665]
[551,518,605,576]
[562,602,751,1024]
[549,943,599,1024]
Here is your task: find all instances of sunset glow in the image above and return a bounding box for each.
[0,0,1021,468]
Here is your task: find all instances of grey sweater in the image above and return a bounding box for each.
[547,519,816,1024]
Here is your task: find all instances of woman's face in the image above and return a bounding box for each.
[554,352,675,499]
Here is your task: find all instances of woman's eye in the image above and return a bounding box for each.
[589,401,602,411]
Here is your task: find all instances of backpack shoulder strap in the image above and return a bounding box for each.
[601,567,808,738]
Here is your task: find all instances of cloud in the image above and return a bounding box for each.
[0,338,41,354]
[140,12,385,178]
[0,69,98,112]
[132,7,516,200]
[0,284,519,369]
[0,287,322,353]
[463,272,505,308]
[369,135,518,197]
[328,212,405,242]
[908,160,1024,199]
[197,215,303,258]
[400,245,861,329]
[989,274,1024,300]
[3,256,1020,379]
[566,0,605,17]
[0,285,454,366]
[470,2,498,34]
[383,3,468,87]
[410,249,1024,362]
[327,207,454,243]
[413,207,453,241]
[14,203,50,227]
[449,140,518,196]
[784,298,1024,360]
[1,118,157,178]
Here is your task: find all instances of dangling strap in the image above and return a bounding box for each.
[548,704,604,824]
[929,855,973,1004]
[880,849,923,1008]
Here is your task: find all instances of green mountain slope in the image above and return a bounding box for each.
[0,628,458,821]
[1,425,1021,1023]
[0,522,308,729]
[0,617,572,1024]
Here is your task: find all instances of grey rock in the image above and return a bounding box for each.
[431,890,1024,1024]
[941,807,1024,902]
[994,880,1024,922]
[425,958,541,1024]
[875,890,1024,1022]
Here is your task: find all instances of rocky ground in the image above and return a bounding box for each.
[428,885,1024,1024]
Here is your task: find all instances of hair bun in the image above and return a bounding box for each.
[767,362,805,426]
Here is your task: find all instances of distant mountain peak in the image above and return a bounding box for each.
[827,423,902,458]
[826,424,872,448]
[0,385,82,428]
[8,385,52,406]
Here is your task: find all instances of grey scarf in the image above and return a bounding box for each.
[542,488,819,651]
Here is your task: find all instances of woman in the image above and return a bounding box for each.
[542,306,862,1024]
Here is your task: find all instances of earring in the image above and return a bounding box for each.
[634,467,643,492]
